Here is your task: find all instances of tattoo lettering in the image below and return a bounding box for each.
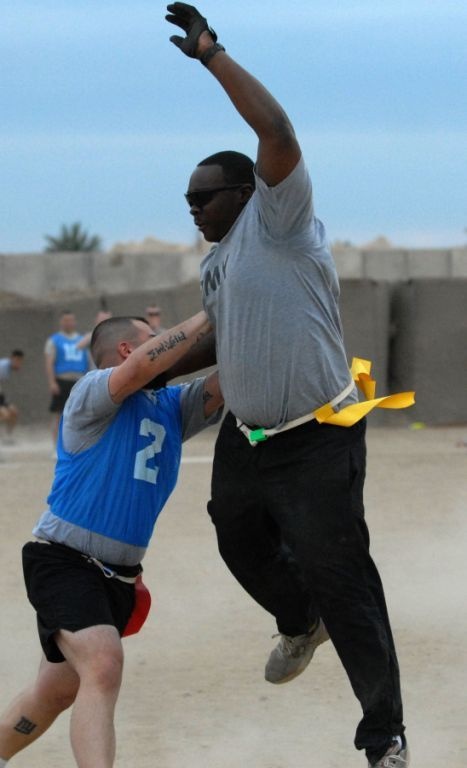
[195,330,209,344]
[14,716,37,735]
[146,332,187,362]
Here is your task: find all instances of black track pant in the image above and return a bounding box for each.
[207,412,404,762]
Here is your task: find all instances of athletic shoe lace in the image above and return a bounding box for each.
[271,633,308,658]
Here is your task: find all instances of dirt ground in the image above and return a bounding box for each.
[0,423,466,767]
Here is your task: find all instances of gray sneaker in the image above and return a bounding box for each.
[265,618,329,684]
[368,737,410,767]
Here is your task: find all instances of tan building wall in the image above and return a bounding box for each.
[1,245,467,302]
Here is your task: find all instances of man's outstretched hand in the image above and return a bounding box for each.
[165,3,217,58]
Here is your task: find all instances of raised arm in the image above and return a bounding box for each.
[44,340,59,395]
[109,312,211,403]
[165,3,301,186]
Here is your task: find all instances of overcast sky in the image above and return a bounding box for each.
[2,0,466,252]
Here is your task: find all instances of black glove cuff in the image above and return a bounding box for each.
[200,42,225,67]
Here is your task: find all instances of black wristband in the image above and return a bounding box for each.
[200,43,225,67]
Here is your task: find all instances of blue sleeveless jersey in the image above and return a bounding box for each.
[51,332,88,375]
[47,386,183,548]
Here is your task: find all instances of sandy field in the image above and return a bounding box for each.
[0,423,466,767]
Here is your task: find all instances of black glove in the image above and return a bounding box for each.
[165,2,218,58]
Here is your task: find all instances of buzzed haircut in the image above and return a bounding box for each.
[198,151,255,187]
[90,316,148,367]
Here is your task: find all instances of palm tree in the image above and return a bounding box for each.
[44,222,102,252]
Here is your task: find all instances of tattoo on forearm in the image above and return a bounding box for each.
[146,332,187,361]
[202,389,214,403]
[14,716,37,735]
[190,331,210,354]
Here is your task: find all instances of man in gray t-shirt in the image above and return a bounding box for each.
[166,4,408,767]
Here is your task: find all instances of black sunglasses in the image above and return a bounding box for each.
[184,184,244,208]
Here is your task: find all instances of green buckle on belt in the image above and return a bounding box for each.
[249,428,268,443]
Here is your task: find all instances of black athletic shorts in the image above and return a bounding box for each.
[49,378,77,413]
[0,393,7,408]
[22,541,138,663]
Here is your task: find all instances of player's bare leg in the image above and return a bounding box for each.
[0,406,18,444]
[56,624,124,768]
[0,654,79,760]
[5,405,18,435]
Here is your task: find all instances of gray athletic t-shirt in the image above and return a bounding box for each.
[200,155,357,428]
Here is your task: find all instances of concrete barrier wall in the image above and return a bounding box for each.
[1,246,467,301]
[340,280,389,376]
[1,279,466,426]
[339,280,394,426]
[0,250,203,301]
[390,280,467,425]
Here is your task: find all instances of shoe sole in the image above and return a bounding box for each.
[266,663,312,685]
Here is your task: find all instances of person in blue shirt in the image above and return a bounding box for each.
[44,310,90,447]
[0,311,222,768]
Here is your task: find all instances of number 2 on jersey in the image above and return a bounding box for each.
[133,418,166,484]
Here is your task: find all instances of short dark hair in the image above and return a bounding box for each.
[11,349,24,358]
[90,316,148,367]
[198,151,255,187]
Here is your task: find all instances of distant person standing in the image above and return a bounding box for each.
[44,311,89,446]
[145,306,166,335]
[76,310,113,362]
[0,350,25,444]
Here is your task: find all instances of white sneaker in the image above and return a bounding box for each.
[369,737,410,767]
[265,618,329,684]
